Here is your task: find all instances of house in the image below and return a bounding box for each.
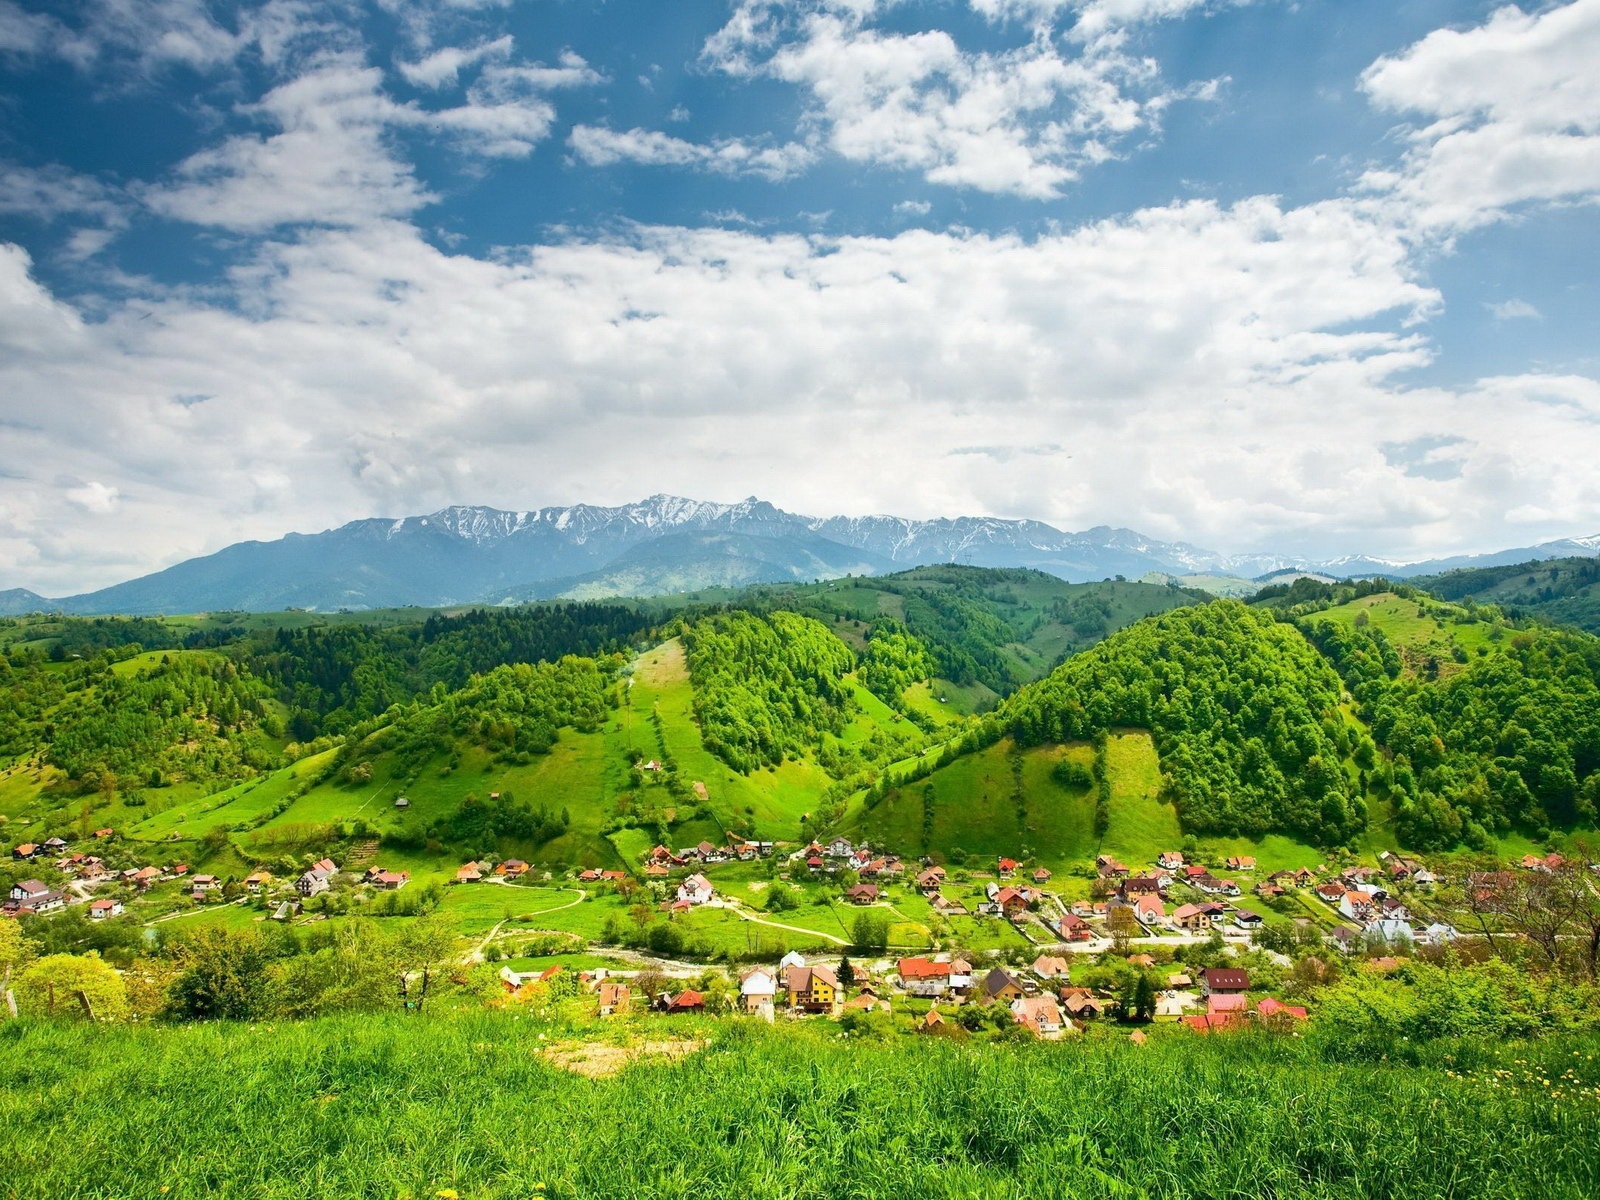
[270,900,301,921]
[1058,987,1108,1020]
[740,968,778,1013]
[311,858,337,876]
[979,968,1025,1005]
[1182,1013,1241,1034]
[455,862,484,884]
[1172,903,1211,932]
[1032,867,1052,884]
[295,868,332,898]
[1206,992,1249,1016]
[1194,876,1240,897]
[676,873,715,906]
[1183,864,1209,881]
[94,828,114,839]
[1157,851,1185,870]
[916,867,946,893]
[171,864,189,877]
[1253,882,1286,899]
[1326,926,1361,955]
[897,957,952,997]
[1201,967,1250,996]
[1523,852,1565,873]
[1226,856,1256,872]
[7,881,65,915]
[1096,856,1130,878]
[1058,913,1094,942]
[244,871,273,894]
[780,964,839,1013]
[89,898,123,919]
[497,859,530,878]
[1232,908,1264,931]
[997,857,1018,876]
[826,837,854,858]
[845,883,880,905]
[1032,955,1071,979]
[1338,891,1377,922]
[1121,876,1162,899]
[11,843,39,860]
[394,796,410,809]
[373,871,409,890]
[919,1007,946,1033]
[994,886,1030,917]
[1133,893,1167,927]
[1127,953,1155,968]
[1256,997,1308,1021]
[577,868,604,883]
[1314,881,1349,905]
[660,990,705,1014]
[1416,921,1459,946]
[597,981,631,1016]
[192,874,220,892]
[1011,994,1066,1037]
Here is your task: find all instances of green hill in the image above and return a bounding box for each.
[1408,556,1600,634]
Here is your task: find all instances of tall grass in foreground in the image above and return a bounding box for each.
[1,1014,1598,1199]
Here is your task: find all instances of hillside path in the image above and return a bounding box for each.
[714,901,850,947]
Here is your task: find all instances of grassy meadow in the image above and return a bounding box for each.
[2,1012,1598,1199]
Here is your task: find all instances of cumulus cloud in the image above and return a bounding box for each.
[397,34,512,88]
[701,1,1224,198]
[1360,0,1600,231]
[569,126,816,181]
[5,182,1599,593]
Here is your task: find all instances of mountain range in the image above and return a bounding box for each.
[6,495,1600,615]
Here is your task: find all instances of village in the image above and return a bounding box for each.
[12,825,1589,1040]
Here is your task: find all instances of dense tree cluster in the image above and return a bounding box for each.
[1314,619,1600,847]
[1006,601,1370,844]
[683,611,857,772]
[250,604,651,738]
[45,655,279,791]
[860,619,935,706]
[356,655,615,777]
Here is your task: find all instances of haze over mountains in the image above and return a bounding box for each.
[5,495,1600,616]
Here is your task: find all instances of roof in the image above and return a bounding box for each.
[898,956,950,980]
[1257,997,1308,1020]
[1203,967,1251,991]
[1206,993,1249,1014]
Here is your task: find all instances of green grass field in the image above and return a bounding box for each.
[4,1012,1596,1199]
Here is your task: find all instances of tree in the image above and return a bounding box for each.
[17,953,128,1021]
[1132,973,1156,1022]
[165,926,276,1021]
[851,913,889,954]
[837,956,856,989]
[1106,905,1139,953]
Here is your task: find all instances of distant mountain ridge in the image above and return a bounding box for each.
[5,494,1599,615]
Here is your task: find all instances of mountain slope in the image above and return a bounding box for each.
[15,492,1600,615]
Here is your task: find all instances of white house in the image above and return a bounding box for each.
[676,873,715,905]
[740,968,778,1013]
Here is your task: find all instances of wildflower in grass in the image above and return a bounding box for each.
[436,1190,459,1199]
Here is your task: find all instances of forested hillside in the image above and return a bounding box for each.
[682,611,860,772]
[1408,556,1600,634]
[1005,602,1369,844]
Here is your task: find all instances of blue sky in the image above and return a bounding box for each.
[2,0,1599,593]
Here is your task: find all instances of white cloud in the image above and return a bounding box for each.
[398,34,512,88]
[1360,0,1600,231]
[570,126,816,181]
[702,2,1222,198]
[7,184,1599,593]
[144,62,436,231]
[65,480,120,514]
[894,198,931,214]
[1486,298,1541,321]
